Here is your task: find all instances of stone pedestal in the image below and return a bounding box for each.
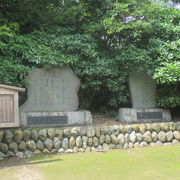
[20,111,92,127]
[118,108,171,124]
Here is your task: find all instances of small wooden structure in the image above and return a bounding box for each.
[0,84,25,128]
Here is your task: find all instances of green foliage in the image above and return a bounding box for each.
[0,0,179,109]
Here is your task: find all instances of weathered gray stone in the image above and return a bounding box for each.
[26,140,36,151]
[31,130,38,141]
[136,133,143,142]
[33,149,41,155]
[124,133,129,143]
[0,152,5,159]
[156,141,163,146]
[143,131,152,143]
[152,123,161,133]
[53,137,61,150]
[129,72,156,108]
[20,67,80,112]
[42,148,50,154]
[146,124,152,132]
[23,129,31,141]
[87,127,95,137]
[134,142,140,148]
[4,130,13,143]
[73,147,78,153]
[58,148,65,153]
[166,131,173,142]
[138,124,146,134]
[111,134,118,145]
[163,143,171,146]
[55,129,63,139]
[82,136,87,149]
[62,138,69,150]
[115,145,123,149]
[102,143,109,151]
[158,131,167,143]
[109,144,116,149]
[51,149,58,153]
[65,149,73,153]
[169,122,176,131]
[9,142,18,153]
[110,125,120,135]
[63,128,71,138]
[129,131,136,143]
[160,123,169,132]
[88,137,93,146]
[100,126,109,135]
[93,137,99,147]
[79,127,87,136]
[76,136,83,148]
[172,139,179,144]
[139,141,148,147]
[71,127,79,137]
[125,125,133,133]
[119,125,126,134]
[16,152,24,158]
[150,142,156,147]
[79,148,84,152]
[25,150,33,157]
[123,143,129,149]
[36,140,44,151]
[152,131,158,142]
[39,129,47,141]
[18,141,26,151]
[0,143,8,153]
[95,127,101,137]
[44,138,53,151]
[96,145,103,151]
[105,135,111,144]
[14,130,23,143]
[85,147,91,152]
[176,122,180,131]
[0,131,4,143]
[6,151,14,157]
[129,143,134,148]
[99,135,105,145]
[69,136,76,149]
[118,134,125,145]
[47,129,55,139]
[173,131,180,141]
[132,125,139,132]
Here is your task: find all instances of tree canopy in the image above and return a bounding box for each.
[0,0,179,111]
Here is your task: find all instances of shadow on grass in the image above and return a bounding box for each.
[0,156,62,169]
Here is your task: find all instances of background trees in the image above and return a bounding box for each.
[0,0,179,113]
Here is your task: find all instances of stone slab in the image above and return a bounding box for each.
[129,72,156,108]
[20,67,80,112]
[118,108,171,123]
[20,111,92,127]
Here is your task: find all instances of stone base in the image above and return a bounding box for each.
[118,108,171,124]
[20,111,92,127]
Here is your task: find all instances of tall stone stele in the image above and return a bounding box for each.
[118,72,171,123]
[20,67,92,127]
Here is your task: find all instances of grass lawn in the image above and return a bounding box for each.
[0,145,180,180]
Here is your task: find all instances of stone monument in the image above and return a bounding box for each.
[20,67,92,126]
[118,72,171,123]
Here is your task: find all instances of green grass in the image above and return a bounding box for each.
[0,145,180,180]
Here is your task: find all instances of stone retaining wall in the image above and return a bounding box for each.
[0,122,180,159]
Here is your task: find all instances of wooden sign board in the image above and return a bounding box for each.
[0,84,25,128]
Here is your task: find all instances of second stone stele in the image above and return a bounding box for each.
[118,72,171,123]
[20,67,92,127]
